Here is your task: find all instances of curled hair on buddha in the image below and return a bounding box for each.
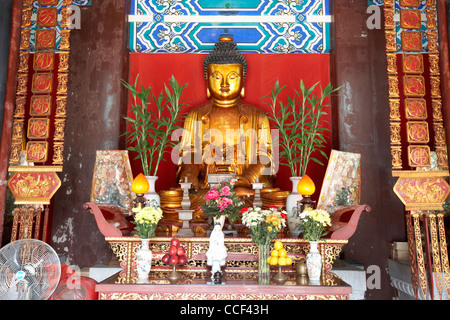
[203,36,248,79]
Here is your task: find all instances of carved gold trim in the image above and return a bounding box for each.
[426,9,437,30]
[52,142,65,165]
[16,74,28,96]
[400,0,421,7]
[14,97,26,118]
[427,32,438,52]
[19,29,31,51]
[426,0,436,8]
[390,122,401,145]
[18,52,30,73]
[58,52,70,73]
[392,170,449,178]
[55,96,67,117]
[389,99,401,121]
[428,214,443,300]
[431,100,442,121]
[435,146,449,168]
[391,147,402,170]
[384,7,395,30]
[433,122,446,145]
[9,142,22,164]
[386,53,397,74]
[406,213,419,299]
[413,213,428,299]
[53,119,66,141]
[388,76,400,97]
[438,214,450,297]
[59,30,71,51]
[21,7,32,29]
[385,30,397,52]
[8,166,63,173]
[99,292,349,301]
[430,76,441,98]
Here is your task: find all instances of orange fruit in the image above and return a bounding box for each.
[286,257,293,266]
[271,249,279,257]
[279,248,287,258]
[269,256,278,265]
[274,241,283,250]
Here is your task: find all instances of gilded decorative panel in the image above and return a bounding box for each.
[7,169,62,205]
[393,172,450,210]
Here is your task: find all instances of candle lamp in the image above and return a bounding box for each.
[131,173,150,211]
[296,174,316,214]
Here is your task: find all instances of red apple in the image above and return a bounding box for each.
[169,255,179,265]
[177,246,185,256]
[161,254,170,264]
[170,238,180,247]
[169,245,178,256]
[178,255,187,264]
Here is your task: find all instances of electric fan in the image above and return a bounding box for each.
[0,239,61,300]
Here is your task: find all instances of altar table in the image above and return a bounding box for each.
[96,270,352,300]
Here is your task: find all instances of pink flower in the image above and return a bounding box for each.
[220,186,231,196]
[218,197,233,212]
[205,188,220,201]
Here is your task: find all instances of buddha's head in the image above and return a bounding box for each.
[204,36,247,104]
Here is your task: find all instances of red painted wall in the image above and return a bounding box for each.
[128,52,332,198]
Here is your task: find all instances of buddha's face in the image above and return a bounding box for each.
[207,64,244,102]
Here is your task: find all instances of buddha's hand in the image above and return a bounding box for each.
[234,175,251,189]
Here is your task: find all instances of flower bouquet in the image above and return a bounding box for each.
[241,206,287,283]
[298,208,331,241]
[132,206,163,238]
[241,206,287,245]
[298,208,331,281]
[201,179,244,223]
[132,206,163,279]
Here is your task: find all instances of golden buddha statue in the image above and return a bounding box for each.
[177,36,274,193]
[158,36,287,234]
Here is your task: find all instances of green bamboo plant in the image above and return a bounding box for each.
[265,79,340,177]
[121,75,188,177]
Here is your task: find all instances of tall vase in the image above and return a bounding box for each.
[136,238,153,281]
[144,176,160,208]
[286,177,302,237]
[306,240,322,282]
[258,243,270,285]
